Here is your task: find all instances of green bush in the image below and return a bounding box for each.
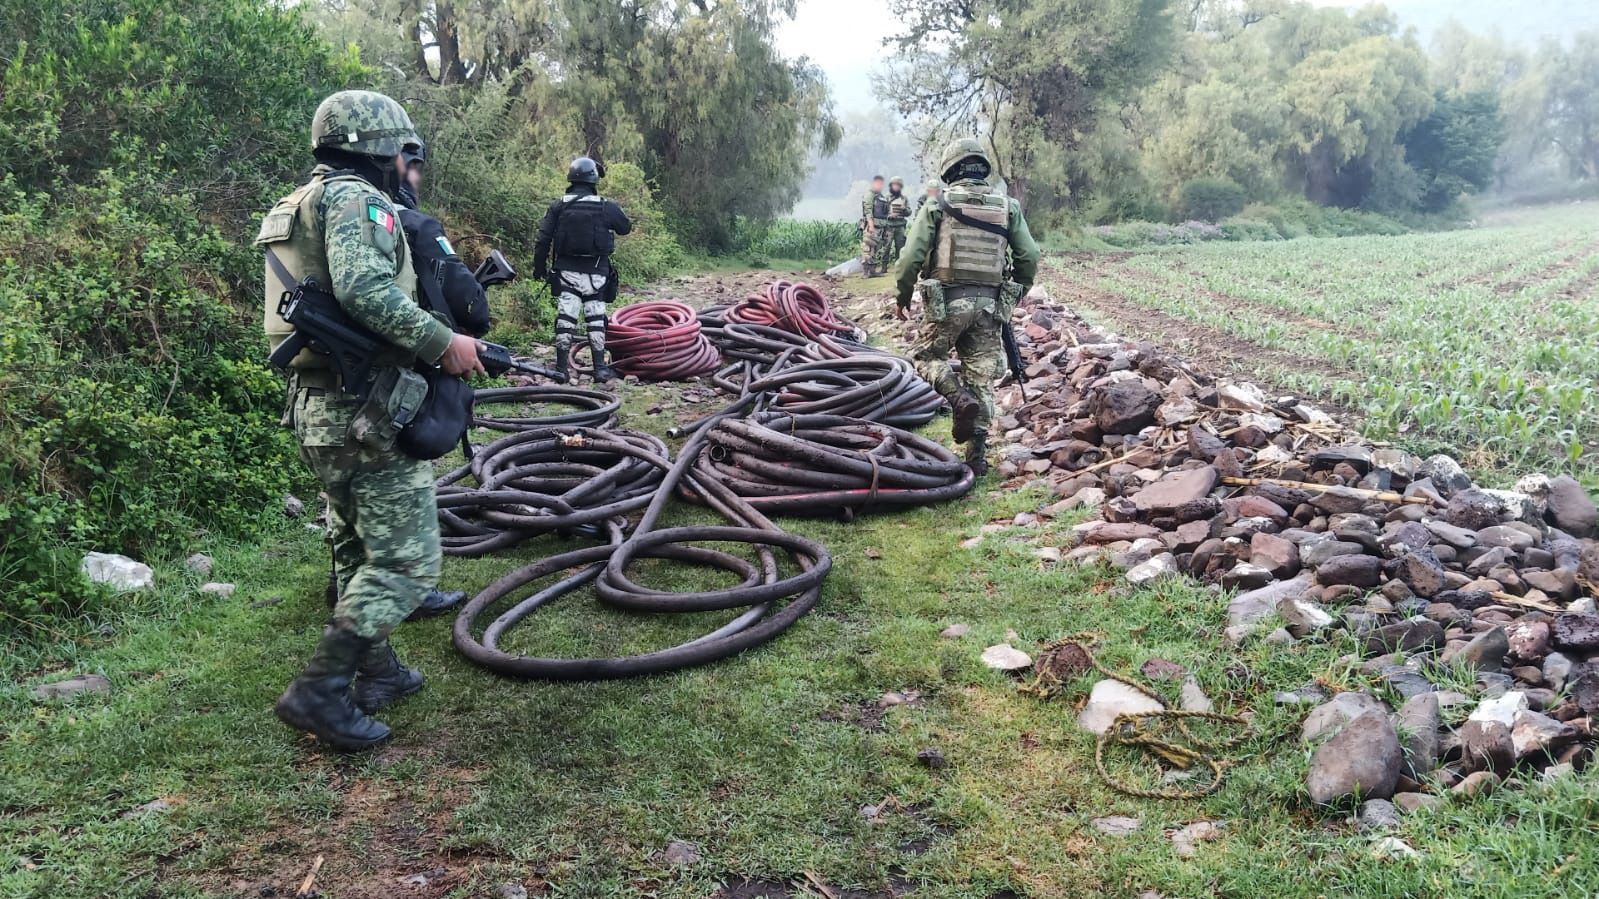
[733,218,858,262]
[1219,220,1283,242]
[0,0,360,626]
[1177,177,1248,222]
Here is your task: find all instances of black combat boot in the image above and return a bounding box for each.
[275,627,391,751]
[405,589,465,621]
[592,349,616,383]
[352,638,425,713]
[964,435,990,478]
[554,344,572,383]
[950,388,981,443]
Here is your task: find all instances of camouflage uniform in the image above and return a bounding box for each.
[860,185,883,271]
[259,90,448,751]
[873,178,912,273]
[894,139,1039,473]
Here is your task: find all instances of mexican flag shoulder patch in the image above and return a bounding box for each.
[366,199,395,234]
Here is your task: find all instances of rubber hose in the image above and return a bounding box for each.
[452,396,832,679]
[435,427,669,557]
[723,280,860,341]
[684,411,974,515]
[472,385,620,432]
[606,300,722,380]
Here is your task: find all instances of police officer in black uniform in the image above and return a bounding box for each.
[532,157,633,382]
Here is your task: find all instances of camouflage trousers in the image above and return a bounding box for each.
[291,385,441,639]
[859,228,878,265]
[910,301,1003,439]
[872,224,907,271]
[554,272,609,357]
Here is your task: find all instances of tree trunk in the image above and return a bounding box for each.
[435,2,468,85]
[404,0,430,80]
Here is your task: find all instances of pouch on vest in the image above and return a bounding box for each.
[349,366,428,451]
[918,279,947,322]
[398,370,474,460]
[932,188,1009,286]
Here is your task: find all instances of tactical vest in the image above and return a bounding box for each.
[552,194,615,259]
[871,194,891,219]
[256,168,419,369]
[931,184,1009,286]
[886,194,911,221]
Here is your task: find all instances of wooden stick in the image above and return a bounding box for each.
[1491,591,1562,613]
[296,855,325,898]
[803,872,840,898]
[1220,476,1433,506]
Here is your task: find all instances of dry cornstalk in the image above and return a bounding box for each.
[295,854,325,898]
[1491,591,1561,613]
[1220,476,1432,506]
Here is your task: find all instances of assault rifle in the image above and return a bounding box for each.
[1000,321,1029,401]
[268,267,567,387]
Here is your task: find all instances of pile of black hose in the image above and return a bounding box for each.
[693,311,942,430]
[436,427,669,557]
[453,396,832,679]
[685,411,974,516]
[472,385,619,432]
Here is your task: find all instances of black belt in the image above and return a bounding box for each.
[944,284,1000,301]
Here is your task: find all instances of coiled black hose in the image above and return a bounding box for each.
[472,385,620,432]
[435,427,669,557]
[685,411,974,516]
[452,396,832,679]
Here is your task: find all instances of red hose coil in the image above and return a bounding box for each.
[606,300,723,380]
[724,280,858,341]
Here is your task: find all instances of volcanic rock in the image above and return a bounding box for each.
[1132,467,1219,515]
[1395,693,1440,778]
[1393,546,1446,597]
[1457,627,1508,672]
[1301,692,1386,744]
[1250,532,1300,577]
[1545,475,1597,537]
[1092,380,1161,435]
[1305,711,1402,805]
[1316,553,1382,589]
[1552,614,1599,651]
[1364,618,1444,656]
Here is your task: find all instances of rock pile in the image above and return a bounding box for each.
[997,288,1599,805]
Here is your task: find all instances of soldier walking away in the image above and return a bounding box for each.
[893,137,1039,477]
[860,174,886,276]
[257,90,486,751]
[533,157,633,382]
[915,178,943,216]
[872,176,911,273]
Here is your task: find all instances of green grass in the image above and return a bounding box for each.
[1042,201,1599,485]
[5,381,1597,897]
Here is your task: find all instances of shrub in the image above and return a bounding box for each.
[1177,177,1248,222]
[1219,220,1283,242]
[734,218,858,262]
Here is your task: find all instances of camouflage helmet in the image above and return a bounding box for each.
[937,136,991,182]
[889,175,904,187]
[311,90,420,158]
[924,178,942,191]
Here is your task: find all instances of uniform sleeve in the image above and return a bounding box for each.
[893,204,937,308]
[324,184,453,363]
[441,256,491,337]
[1008,200,1041,288]
[607,201,633,236]
[532,202,558,278]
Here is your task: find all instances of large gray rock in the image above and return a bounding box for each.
[1395,693,1440,778]
[1511,709,1578,760]
[1302,538,1367,568]
[1093,380,1161,435]
[1457,627,1508,673]
[1316,553,1382,588]
[1133,467,1219,515]
[1306,711,1402,805]
[1416,455,1471,496]
[1301,692,1386,744]
[1460,692,1524,772]
[80,552,153,592]
[1277,596,1334,637]
[1393,546,1446,597]
[1447,489,1507,530]
[1364,618,1444,656]
[1552,614,1599,651]
[1545,475,1597,537]
[1077,680,1164,734]
[1226,575,1312,639]
[30,673,112,701]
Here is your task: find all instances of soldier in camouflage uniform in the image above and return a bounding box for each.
[893,138,1039,476]
[860,175,886,275]
[257,90,486,751]
[915,178,942,216]
[871,176,912,273]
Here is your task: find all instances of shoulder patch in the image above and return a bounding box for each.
[366,198,396,234]
[435,234,456,257]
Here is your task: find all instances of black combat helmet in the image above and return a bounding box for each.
[567,156,603,185]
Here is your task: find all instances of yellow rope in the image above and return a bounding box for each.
[1027,633,1250,800]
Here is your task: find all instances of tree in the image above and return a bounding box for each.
[1402,91,1505,212]
[877,0,1178,218]
[1536,33,1599,180]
